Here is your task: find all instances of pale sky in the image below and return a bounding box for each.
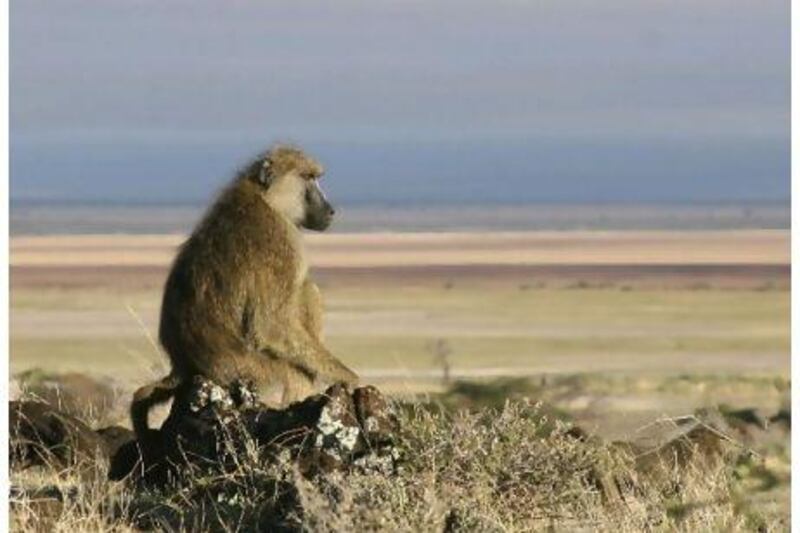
[11,1,789,204]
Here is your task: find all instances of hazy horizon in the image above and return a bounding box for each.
[11,1,789,205]
[10,202,790,235]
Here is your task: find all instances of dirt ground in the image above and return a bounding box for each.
[10,229,789,397]
[10,229,789,267]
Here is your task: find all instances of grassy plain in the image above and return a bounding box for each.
[9,229,791,529]
[10,230,788,429]
[11,230,789,398]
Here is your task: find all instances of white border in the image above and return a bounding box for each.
[789,2,800,531]
[0,2,795,530]
[1,0,10,528]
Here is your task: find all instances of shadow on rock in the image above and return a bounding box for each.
[111,378,401,486]
[10,401,112,479]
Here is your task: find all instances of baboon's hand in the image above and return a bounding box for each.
[332,361,359,385]
[313,361,358,387]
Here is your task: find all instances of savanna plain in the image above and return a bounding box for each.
[9,217,791,530]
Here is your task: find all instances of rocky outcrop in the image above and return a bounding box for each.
[14,370,118,421]
[10,401,110,477]
[11,378,402,489]
[110,379,401,484]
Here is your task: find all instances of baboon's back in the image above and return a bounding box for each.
[158,182,294,378]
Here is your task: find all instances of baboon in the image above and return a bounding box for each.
[131,145,358,441]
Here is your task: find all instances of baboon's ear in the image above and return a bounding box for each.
[258,157,273,188]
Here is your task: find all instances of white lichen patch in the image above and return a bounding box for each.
[315,403,361,452]
[337,426,361,451]
[316,404,347,437]
[189,380,235,412]
[364,416,380,433]
[352,451,396,475]
[209,385,229,406]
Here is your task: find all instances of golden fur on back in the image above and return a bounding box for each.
[130,144,357,444]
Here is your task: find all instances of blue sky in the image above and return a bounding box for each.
[11,1,789,205]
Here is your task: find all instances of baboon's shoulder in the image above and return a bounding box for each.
[179,182,295,278]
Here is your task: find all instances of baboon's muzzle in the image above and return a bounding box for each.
[302,201,334,231]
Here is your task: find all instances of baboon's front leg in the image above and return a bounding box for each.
[281,366,316,405]
[262,324,358,388]
[299,278,324,340]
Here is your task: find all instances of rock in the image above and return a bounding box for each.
[706,406,773,442]
[126,477,303,532]
[576,412,754,506]
[560,426,626,507]
[108,437,145,482]
[770,407,790,430]
[10,401,110,477]
[719,407,768,430]
[621,414,745,482]
[351,385,402,474]
[353,385,400,445]
[96,425,136,459]
[122,378,402,485]
[15,370,117,421]
[95,426,141,481]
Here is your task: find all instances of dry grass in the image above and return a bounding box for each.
[10,396,785,532]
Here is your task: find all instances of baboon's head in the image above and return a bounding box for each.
[255,145,335,231]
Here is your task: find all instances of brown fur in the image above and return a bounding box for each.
[265,145,324,180]
[130,144,357,440]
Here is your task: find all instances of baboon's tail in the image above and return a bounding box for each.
[130,373,181,439]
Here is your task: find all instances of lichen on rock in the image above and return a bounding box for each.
[118,379,402,485]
